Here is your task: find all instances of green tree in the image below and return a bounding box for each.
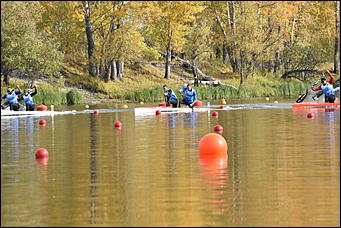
[142,1,204,79]
[1,1,63,84]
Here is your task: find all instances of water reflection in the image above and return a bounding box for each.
[199,153,229,212]
[1,118,20,163]
[24,117,35,134]
[184,112,199,128]
[89,115,98,225]
[1,105,339,227]
[167,113,178,129]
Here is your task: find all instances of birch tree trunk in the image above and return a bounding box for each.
[116,60,124,80]
[110,60,117,80]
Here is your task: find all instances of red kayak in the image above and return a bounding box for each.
[292,101,340,109]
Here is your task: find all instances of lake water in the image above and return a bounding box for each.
[1,99,340,227]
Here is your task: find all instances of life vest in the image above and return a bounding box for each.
[180,87,197,104]
[321,83,334,95]
[166,89,178,100]
[6,92,19,104]
[23,93,34,105]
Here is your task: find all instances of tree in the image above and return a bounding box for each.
[93,1,147,81]
[182,7,211,80]
[142,1,204,79]
[1,1,63,84]
[82,1,98,77]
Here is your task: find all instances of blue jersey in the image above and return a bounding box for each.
[23,93,34,105]
[2,91,21,104]
[165,89,178,100]
[179,87,197,105]
[321,83,334,95]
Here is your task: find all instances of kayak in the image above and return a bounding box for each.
[292,102,340,109]
[134,106,211,115]
[1,110,73,118]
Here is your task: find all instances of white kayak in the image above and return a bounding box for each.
[1,110,74,118]
[134,106,211,115]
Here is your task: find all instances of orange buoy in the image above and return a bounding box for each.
[214,125,223,133]
[93,110,99,114]
[37,104,48,111]
[114,121,122,128]
[156,110,161,115]
[198,133,228,155]
[35,148,48,158]
[212,111,218,117]
[39,119,46,125]
[307,113,314,119]
[194,100,202,106]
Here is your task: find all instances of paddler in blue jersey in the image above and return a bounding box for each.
[179,83,197,109]
[1,85,22,111]
[22,85,38,111]
[163,84,178,107]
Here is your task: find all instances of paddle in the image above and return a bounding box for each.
[296,79,320,103]
[189,103,194,112]
[1,102,9,110]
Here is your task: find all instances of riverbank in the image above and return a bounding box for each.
[2,62,338,106]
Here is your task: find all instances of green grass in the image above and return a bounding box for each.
[3,67,338,104]
[122,76,312,102]
[66,89,82,105]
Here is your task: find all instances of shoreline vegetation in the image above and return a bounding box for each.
[1,68,313,106]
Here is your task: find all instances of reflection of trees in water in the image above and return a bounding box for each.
[89,115,97,225]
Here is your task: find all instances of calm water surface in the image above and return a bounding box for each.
[1,99,340,227]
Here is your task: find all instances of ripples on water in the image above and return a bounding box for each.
[1,103,339,227]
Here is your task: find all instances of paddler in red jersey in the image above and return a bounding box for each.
[311,70,336,103]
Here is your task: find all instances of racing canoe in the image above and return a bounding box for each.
[134,106,211,115]
[1,110,74,118]
[292,101,340,109]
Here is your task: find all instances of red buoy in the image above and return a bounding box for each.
[198,133,228,155]
[212,111,218,117]
[307,113,314,119]
[93,110,99,114]
[35,148,49,158]
[194,100,202,106]
[39,119,46,125]
[114,121,122,128]
[36,157,48,166]
[220,105,224,109]
[214,125,223,133]
[156,110,161,115]
[37,104,48,111]
[159,102,167,107]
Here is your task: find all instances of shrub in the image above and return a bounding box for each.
[66,89,82,105]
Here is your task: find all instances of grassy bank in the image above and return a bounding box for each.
[121,76,311,102]
[64,63,314,102]
[2,66,334,105]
